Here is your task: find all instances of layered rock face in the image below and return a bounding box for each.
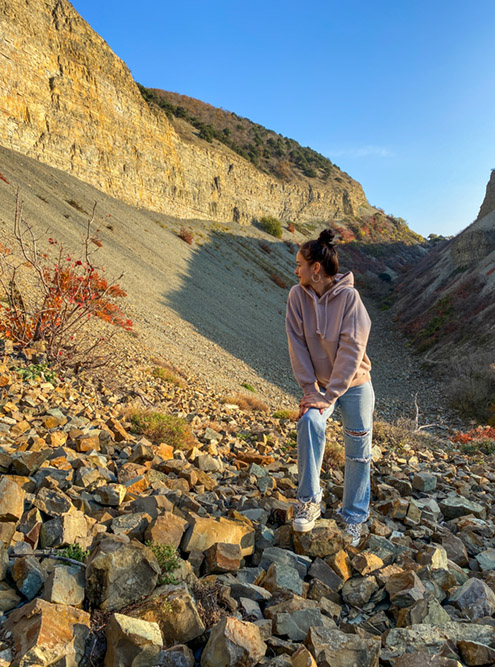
[450,171,495,267]
[0,0,369,224]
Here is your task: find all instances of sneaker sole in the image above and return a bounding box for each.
[292,512,321,532]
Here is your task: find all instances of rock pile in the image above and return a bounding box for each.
[0,349,494,666]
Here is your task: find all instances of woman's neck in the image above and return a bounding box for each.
[311,276,334,297]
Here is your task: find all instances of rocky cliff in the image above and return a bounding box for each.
[0,0,372,224]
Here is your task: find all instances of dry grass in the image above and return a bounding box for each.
[322,442,345,471]
[191,580,229,630]
[151,365,184,387]
[223,392,269,412]
[272,409,299,421]
[126,408,195,448]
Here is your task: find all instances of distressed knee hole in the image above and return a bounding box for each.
[346,455,372,464]
[345,428,368,437]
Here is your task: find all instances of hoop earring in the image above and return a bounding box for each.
[311,274,321,283]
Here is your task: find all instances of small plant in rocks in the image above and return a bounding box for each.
[128,409,195,448]
[60,543,89,563]
[16,362,57,385]
[152,365,183,386]
[260,216,283,238]
[241,382,255,392]
[145,542,180,585]
[223,393,269,412]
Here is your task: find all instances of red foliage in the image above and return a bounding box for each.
[0,172,10,185]
[451,425,495,444]
[487,267,495,277]
[178,227,193,245]
[270,274,287,289]
[0,196,132,371]
[287,222,295,233]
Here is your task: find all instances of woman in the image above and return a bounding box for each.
[286,228,374,545]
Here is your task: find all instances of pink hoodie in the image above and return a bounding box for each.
[286,271,371,405]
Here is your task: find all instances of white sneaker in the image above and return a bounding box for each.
[345,522,362,547]
[292,500,321,532]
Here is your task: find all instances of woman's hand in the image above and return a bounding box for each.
[299,392,332,417]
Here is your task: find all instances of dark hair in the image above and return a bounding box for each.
[299,228,339,276]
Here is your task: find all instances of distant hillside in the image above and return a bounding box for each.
[141,87,343,182]
[392,172,495,424]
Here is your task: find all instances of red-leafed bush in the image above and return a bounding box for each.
[270,273,287,289]
[0,194,132,373]
[178,227,193,245]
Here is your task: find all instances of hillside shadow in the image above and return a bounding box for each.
[164,230,299,396]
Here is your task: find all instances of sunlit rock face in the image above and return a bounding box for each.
[0,0,370,224]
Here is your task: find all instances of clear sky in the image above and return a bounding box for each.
[70,0,495,238]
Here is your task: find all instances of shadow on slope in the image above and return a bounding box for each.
[164,230,298,395]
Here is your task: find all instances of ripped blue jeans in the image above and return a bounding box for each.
[297,381,375,525]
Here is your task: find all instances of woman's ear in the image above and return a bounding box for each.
[312,261,321,276]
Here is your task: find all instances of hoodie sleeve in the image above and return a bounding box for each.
[286,288,319,395]
[324,289,371,405]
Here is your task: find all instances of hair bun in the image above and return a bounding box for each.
[318,228,336,247]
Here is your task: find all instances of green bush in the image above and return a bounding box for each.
[129,410,195,448]
[145,542,180,585]
[260,216,283,238]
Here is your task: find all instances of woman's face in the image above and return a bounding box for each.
[295,251,315,286]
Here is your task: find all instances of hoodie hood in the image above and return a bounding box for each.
[301,272,355,335]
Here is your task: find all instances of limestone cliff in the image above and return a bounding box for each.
[0,0,371,224]
[477,170,495,220]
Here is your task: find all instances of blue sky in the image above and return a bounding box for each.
[70,0,495,238]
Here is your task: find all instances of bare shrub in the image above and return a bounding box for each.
[0,194,131,373]
[259,241,272,254]
[223,393,269,412]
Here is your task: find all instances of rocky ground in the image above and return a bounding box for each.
[0,338,494,667]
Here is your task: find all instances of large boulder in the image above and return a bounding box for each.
[182,516,255,557]
[201,616,266,667]
[2,598,90,667]
[105,613,162,667]
[85,535,160,611]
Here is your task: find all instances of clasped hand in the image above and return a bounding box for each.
[299,392,332,418]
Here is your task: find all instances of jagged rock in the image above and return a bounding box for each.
[396,598,451,627]
[308,557,344,590]
[260,561,303,596]
[33,486,75,517]
[393,650,462,666]
[290,646,317,667]
[439,496,486,520]
[475,547,495,571]
[457,640,495,666]
[441,533,469,567]
[39,510,88,548]
[305,626,380,667]
[385,571,426,608]
[412,472,437,492]
[105,612,162,667]
[228,580,273,602]
[182,515,255,557]
[157,644,195,667]
[383,622,495,655]
[85,534,160,611]
[201,616,266,667]
[111,512,151,540]
[259,547,311,579]
[292,520,344,558]
[417,544,449,570]
[127,583,205,646]
[341,575,379,607]
[449,577,495,620]
[265,596,331,641]
[326,549,352,581]
[42,565,85,607]
[204,542,242,574]
[144,511,188,548]
[0,477,25,523]
[351,552,384,576]
[93,484,127,507]
[11,555,45,600]
[3,598,90,667]
[0,580,21,611]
